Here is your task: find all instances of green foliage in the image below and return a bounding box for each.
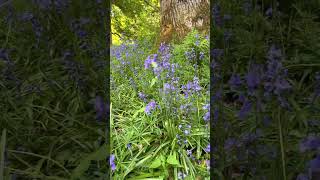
[211,0,320,179]
[0,1,108,179]
[111,0,160,45]
[111,31,210,179]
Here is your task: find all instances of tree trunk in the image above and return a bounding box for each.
[159,0,209,43]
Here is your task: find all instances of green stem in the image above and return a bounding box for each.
[278,107,287,180]
[0,129,7,180]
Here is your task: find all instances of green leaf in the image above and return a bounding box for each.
[150,77,158,87]
[71,144,108,179]
[289,130,304,138]
[167,152,180,166]
[133,107,145,119]
[149,157,162,168]
[159,154,166,167]
[136,154,153,167]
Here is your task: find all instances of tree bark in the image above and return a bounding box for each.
[159,0,209,43]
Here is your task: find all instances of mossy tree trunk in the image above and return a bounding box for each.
[159,0,209,43]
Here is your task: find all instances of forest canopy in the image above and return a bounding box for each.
[111,0,160,45]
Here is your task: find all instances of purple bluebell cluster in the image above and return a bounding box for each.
[228,73,242,90]
[111,33,209,176]
[185,48,196,61]
[138,92,147,102]
[246,63,263,94]
[144,54,157,69]
[213,4,223,27]
[178,171,187,179]
[164,83,176,94]
[237,99,252,120]
[297,154,320,180]
[95,96,108,122]
[110,154,116,171]
[300,135,320,153]
[145,100,157,115]
[32,0,69,13]
[0,48,10,63]
[18,12,43,41]
[186,149,195,160]
[203,104,210,122]
[205,144,210,153]
[211,48,224,59]
[181,76,202,98]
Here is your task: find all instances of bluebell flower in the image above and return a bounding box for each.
[185,48,196,61]
[210,61,219,70]
[296,173,309,180]
[265,7,273,17]
[224,138,240,151]
[241,130,262,145]
[211,90,222,103]
[205,35,209,41]
[158,43,170,55]
[95,96,108,121]
[205,144,210,153]
[265,61,281,80]
[178,172,187,179]
[238,99,252,120]
[144,55,155,69]
[238,93,246,103]
[246,64,262,92]
[192,76,202,92]
[184,139,188,144]
[267,44,282,61]
[203,104,210,110]
[211,49,224,58]
[300,135,320,153]
[187,149,192,156]
[203,112,210,122]
[199,52,205,60]
[0,48,10,62]
[195,34,200,46]
[33,0,51,9]
[213,107,219,122]
[213,4,222,27]
[184,130,190,135]
[309,155,320,172]
[30,17,43,40]
[110,154,116,171]
[20,12,34,21]
[145,100,157,115]
[274,77,291,95]
[229,74,242,89]
[127,143,132,149]
[278,96,290,110]
[138,92,147,101]
[164,83,175,94]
